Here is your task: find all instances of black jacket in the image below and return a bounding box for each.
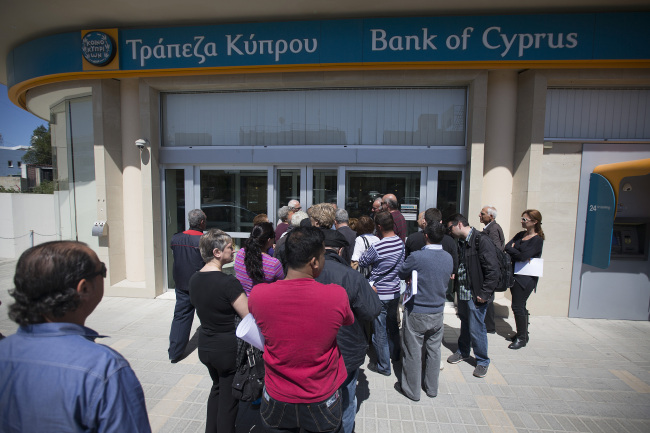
[170,230,204,292]
[316,250,382,373]
[405,232,458,274]
[462,230,499,302]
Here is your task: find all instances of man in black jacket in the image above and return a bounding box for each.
[316,229,381,433]
[446,213,499,378]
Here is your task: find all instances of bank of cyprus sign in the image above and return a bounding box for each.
[6,12,650,89]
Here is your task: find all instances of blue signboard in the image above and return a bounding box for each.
[6,12,650,89]
[583,173,616,269]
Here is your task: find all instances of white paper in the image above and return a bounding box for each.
[403,270,418,304]
[236,313,265,351]
[514,258,544,277]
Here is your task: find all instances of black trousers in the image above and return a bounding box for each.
[198,343,238,433]
[510,276,537,317]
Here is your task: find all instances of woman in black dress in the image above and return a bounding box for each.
[189,229,249,433]
[505,209,544,350]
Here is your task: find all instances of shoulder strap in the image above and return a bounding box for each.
[362,235,370,249]
[373,243,404,284]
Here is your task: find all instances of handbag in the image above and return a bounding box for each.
[232,343,265,402]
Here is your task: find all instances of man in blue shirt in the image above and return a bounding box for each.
[0,241,151,433]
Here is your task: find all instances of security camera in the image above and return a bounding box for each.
[135,139,148,150]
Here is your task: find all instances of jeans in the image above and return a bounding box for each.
[456,298,490,367]
[260,388,342,433]
[372,297,400,375]
[400,309,444,400]
[341,369,359,433]
[168,288,195,360]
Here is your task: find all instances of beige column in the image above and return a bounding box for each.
[120,78,146,283]
[483,70,517,240]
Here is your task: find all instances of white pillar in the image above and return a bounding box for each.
[121,78,146,282]
[483,70,517,239]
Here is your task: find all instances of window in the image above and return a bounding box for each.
[7,160,12,168]
[17,161,21,168]
[162,88,467,147]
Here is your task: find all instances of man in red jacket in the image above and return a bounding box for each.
[249,227,354,433]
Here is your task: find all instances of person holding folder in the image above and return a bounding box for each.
[505,209,545,350]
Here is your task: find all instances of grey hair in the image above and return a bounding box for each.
[483,206,497,219]
[188,209,206,229]
[278,206,291,222]
[384,197,399,210]
[288,199,300,209]
[290,211,309,227]
[335,208,349,223]
[199,229,232,263]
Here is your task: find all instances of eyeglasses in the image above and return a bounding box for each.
[480,212,487,216]
[86,262,107,280]
[521,217,533,223]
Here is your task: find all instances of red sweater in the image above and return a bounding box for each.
[248,278,354,403]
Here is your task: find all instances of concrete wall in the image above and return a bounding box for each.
[0,193,56,258]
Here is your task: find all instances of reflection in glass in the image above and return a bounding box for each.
[200,170,267,233]
[277,169,300,210]
[313,169,337,205]
[437,171,462,221]
[345,171,420,236]
[165,169,185,288]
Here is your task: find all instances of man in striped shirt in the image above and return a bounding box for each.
[359,211,405,376]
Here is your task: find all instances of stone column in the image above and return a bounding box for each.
[121,78,146,283]
[483,70,517,240]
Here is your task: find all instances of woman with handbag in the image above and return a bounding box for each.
[351,215,379,275]
[505,209,545,350]
[189,229,249,433]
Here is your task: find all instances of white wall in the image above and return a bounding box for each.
[0,193,57,259]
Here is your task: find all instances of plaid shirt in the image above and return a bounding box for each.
[456,229,473,301]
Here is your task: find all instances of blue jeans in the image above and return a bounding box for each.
[341,369,359,433]
[260,388,342,433]
[372,297,400,375]
[168,288,195,360]
[457,299,490,367]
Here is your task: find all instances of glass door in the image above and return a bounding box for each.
[345,169,423,236]
[198,169,269,243]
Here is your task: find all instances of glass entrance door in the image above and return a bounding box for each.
[199,169,268,239]
[345,170,422,236]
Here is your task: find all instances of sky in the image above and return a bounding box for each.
[0,84,47,148]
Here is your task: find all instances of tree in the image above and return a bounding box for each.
[23,124,52,165]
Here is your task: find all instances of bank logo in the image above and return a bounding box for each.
[82,31,116,66]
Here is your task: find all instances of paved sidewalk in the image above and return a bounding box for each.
[1,258,649,433]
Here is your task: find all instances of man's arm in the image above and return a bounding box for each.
[397,253,417,280]
[348,271,382,322]
[477,235,499,301]
[358,245,378,268]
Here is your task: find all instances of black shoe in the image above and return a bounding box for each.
[508,337,527,350]
[394,382,419,402]
[367,363,391,376]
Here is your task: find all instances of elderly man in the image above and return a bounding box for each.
[169,209,206,362]
[479,205,505,334]
[382,193,407,241]
[335,208,357,264]
[288,199,302,213]
[371,197,382,217]
[0,241,151,432]
[275,205,294,241]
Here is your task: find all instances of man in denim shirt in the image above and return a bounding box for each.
[0,241,151,433]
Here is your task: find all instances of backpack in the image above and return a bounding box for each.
[474,233,514,292]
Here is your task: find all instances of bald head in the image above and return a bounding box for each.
[382,194,399,211]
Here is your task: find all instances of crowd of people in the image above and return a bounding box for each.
[0,194,544,433]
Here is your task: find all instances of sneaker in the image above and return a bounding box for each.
[473,364,488,378]
[447,352,467,364]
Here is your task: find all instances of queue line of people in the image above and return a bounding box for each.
[0,196,543,433]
